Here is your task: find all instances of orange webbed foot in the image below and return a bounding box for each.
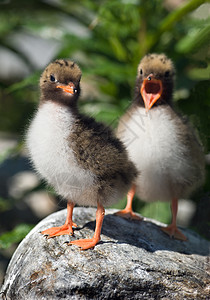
[69,237,100,250]
[161,225,187,241]
[115,209,143,221]
[41,222,77,238]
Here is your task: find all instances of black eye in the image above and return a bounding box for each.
[50,74,56,82]
[165,71,170,77]
[140,69,143,75]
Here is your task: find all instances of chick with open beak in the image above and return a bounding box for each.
[115,53,205,241]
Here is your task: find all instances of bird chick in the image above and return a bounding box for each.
[26,59,137,250]
[116,53,205,241]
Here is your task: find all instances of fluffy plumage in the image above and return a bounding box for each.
[116,53,205,240]
[26,59,137,249]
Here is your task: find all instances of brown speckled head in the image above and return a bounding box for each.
[40,59,82,106]
[134,53,175,109]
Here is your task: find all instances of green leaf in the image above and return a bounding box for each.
[159,0,208,33]
[109,36,128,61]
[146,0,208,51]
[0,224,34,249]
[176,21,210,53]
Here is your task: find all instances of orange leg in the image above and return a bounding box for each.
[114,184,142,221]
[70,202,105,250]
[41,202,77,238]
[161,198,187,241]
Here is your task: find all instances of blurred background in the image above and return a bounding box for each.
[0,0,209,286]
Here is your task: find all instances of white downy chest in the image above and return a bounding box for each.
[118,106,192,201]
[26,102,95,201]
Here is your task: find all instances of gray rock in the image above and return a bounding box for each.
[1,207,210,299]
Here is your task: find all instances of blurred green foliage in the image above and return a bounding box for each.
[0,224,34,249]
[0,0,209,247]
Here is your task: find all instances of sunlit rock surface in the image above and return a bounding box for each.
[1,207,209,299]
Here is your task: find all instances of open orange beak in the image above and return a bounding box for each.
[56,83,76,94]
[141,74,162,111]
